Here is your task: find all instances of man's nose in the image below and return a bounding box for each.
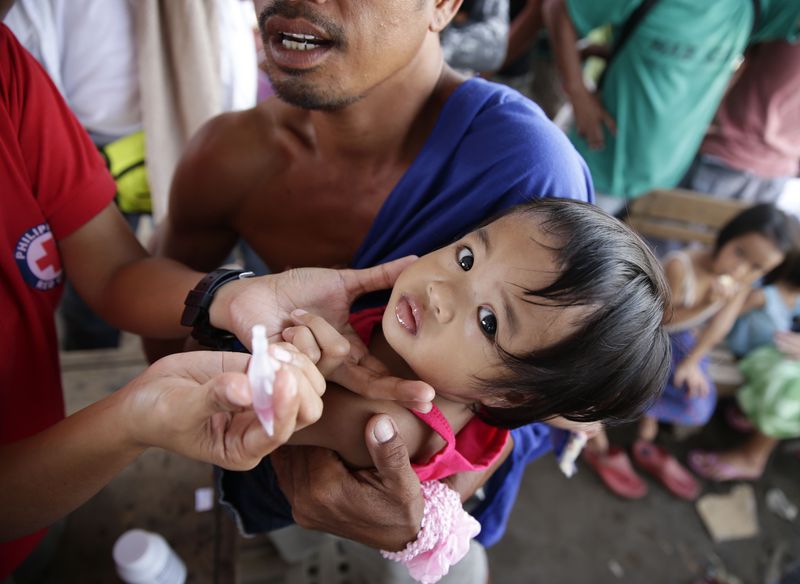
[427,281,455,323]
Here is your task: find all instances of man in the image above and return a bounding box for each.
[0,11,425,578]
[544,0,800,213]
[154,0,592,579]
[681,41,800,204]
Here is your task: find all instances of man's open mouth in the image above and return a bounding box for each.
[278,32,333,51]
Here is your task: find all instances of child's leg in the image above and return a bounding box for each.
[637,415,659,442]
[582,427,648,499]
[585,428,610,454]
[689,430,779,481]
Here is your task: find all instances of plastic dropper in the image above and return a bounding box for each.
[248,324,275,436]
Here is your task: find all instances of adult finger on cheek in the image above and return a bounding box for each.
[341,256,418,299]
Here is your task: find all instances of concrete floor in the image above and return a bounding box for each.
[30,335,800,583]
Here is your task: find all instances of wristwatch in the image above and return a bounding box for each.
[181,268,255,349]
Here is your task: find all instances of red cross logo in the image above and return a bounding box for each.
[35,237,60,272]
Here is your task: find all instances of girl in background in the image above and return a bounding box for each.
[690,252,800,481]
[583,204,796,500]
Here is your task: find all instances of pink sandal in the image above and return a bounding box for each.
[583,447,648,500]
[724,403,755,433]
[632,440,700,501]
[688,450,763,482]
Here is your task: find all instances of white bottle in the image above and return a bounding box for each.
[113,529,187,584]
[248,324,276,436]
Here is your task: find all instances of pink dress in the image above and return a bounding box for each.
[349,307,510,481]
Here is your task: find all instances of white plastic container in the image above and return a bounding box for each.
[112,529,187,584]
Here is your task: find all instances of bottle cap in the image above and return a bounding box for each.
[113,529,186,584]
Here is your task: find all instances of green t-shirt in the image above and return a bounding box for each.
[566,0,800,198]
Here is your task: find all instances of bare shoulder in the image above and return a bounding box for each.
[169,101,307,222]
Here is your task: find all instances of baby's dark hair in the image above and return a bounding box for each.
[714,203,796,257]
[473,198,671,428]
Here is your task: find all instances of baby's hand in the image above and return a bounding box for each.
[281,309,351,376]
[283,310,434,411]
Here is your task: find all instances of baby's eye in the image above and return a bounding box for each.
[478,306,497,337]
[457,246,474,271]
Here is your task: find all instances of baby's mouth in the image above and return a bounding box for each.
[395,294,421,336]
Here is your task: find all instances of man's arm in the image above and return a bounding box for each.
[543,0,615,149]
[502,0,542,69]
[273,414,513,551]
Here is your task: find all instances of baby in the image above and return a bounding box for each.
[224,198,671,582]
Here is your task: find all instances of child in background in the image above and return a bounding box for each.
[690,252,800,481]
[220,199,671,582]
[583,204,796,501]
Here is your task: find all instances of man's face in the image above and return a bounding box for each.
[255,0,433,110]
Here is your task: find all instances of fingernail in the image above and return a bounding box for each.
[414,402,432,414]
[292,309,308,317]
[270,345,293,363]
[373,416,396,444]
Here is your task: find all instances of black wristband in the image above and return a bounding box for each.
[181,268,254,349]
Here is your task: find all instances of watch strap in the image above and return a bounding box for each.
[181,268,254,349]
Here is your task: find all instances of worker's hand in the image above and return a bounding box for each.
[282,310,434,412]
[775,331,800,360]
[121,348,325,470]
[272,414,424,551]
[673,360,710,398]
[570,88,616,150]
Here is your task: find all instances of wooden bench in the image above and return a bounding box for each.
[626,189,750,395]
[626,188,748,247]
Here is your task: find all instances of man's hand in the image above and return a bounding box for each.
[272,414,424,551]
[570,88,616,150]
[120,348,325,470]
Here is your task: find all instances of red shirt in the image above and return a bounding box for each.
[702,41,800,178]
[0,25,115,578]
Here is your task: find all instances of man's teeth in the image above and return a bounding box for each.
[281,33,324,51]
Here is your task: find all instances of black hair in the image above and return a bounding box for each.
[714,203,796,257]
[472,198,671,428]
[764,250,800,288]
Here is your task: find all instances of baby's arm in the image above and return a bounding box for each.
[286,384,437,469]
[279,311,438,469]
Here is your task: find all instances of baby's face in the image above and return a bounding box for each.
[713,232,784,285]
[382,212,588,406]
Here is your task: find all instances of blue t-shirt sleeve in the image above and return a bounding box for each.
[566,0,644,37]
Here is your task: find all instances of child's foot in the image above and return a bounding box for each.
[583,446,648,500]
[688,449,764,482]
[631,440,700,501]
[724,403,755,433]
